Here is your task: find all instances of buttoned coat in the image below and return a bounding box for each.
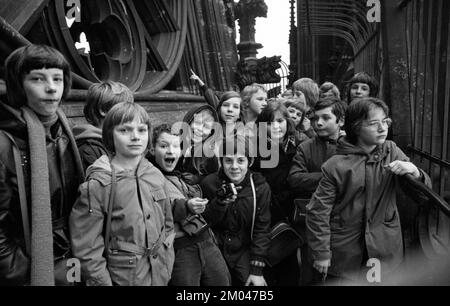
[70,156,175,286]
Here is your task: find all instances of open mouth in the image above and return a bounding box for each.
[164,157,177,167]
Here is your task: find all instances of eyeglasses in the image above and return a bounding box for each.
[361,118,392,130]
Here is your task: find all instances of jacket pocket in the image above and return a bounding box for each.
[383,208,398,225]
[151,188,167,202]
[107,251,137,286]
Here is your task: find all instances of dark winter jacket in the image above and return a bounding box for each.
[306,138,431,280]
[199,84,220,109]
[73,124,107,171]
[200,170,271,276]
[252,134,303,223]
[147,154,212,248]
[288,135,339,198]
[0,102,82,285]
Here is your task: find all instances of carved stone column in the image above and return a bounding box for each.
[234,0,267,59]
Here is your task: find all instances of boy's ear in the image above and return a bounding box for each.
[99,110,107,117]
[248,157,254,168]
[149,147,155,156]
[338,117,345,128]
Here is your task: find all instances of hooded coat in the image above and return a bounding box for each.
[0,101,83,285]
[306,138,431,280]
[178,104,220,184]
[73,123,107,171]
[69,155,175,286]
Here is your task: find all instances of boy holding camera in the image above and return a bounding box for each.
[200,136,271,286]
[147,124,230,286]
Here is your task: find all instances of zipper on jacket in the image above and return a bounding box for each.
[87,180,93,213]
[135,173,149,248]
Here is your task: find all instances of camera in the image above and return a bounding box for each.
[216,182,238,200]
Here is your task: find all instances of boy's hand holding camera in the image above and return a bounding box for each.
[187,197,209,214]
[216,182,242,205]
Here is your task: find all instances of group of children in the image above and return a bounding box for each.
[0,44,431,286]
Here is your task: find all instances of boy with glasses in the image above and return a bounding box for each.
[306,97,430,284]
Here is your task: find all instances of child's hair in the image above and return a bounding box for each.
[284,97,307,127]
[313,98,347,122]
[216,135,254,166]
[285,97,307,112]
[217,91,243,124]
[151,123,178,148]
[346,72,379,102]
[84,81,134,127]
[102,102,151,154]
[319,81,341,99]
[292,78,320,108]
[344,97,389,144]
[4,44,72,108]
[256,99,297,139]
[240,83,267,109]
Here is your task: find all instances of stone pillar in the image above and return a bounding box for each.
[234,0,267,59]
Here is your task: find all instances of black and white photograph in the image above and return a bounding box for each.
[0,0,449,295]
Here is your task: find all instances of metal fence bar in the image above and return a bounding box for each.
[420,2,430,171]
[441,1,450,196]
[413,0,421,149]
[429,1,441,191]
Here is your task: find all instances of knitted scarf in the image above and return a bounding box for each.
[21,106,84,286]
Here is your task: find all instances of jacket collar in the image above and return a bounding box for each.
[336,136,390,162]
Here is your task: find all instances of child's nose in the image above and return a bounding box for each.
[378,123,388,131]
[131,129,140,139]
[46,81,57,92]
